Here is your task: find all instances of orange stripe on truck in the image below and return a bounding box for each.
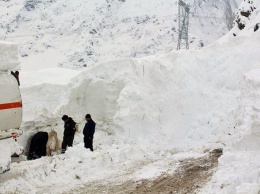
[0,102,22,110]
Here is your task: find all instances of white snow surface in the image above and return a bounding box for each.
[0,0,240,70]
[0,41,19,71]
[1,1,260,194]
[0,139,11,173]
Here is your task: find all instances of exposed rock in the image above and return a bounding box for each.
[240,10,250,17]
[254,23,259,32]
[24,1,35,11]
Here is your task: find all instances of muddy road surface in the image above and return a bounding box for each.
[64,149,222,194]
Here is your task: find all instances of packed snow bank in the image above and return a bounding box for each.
[0,133,204,194]
[0,41,19,71]
[199,5,260,193]
[20,68,80,122]
[0,140,11,173]
[21,68,80,87]
[2,16,256,191]
[0,138,23,174]
[18,68,81,145]
[19,27,260,150]
[1,3,260,193]
[232,69,260,151]
[200,69,260,194]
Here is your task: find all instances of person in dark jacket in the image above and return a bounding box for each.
[83,114,96,151]
[61,115,76,153]
[28,131,48,160]
[11,71,20,86]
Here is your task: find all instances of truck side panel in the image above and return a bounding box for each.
[0,74,22,131]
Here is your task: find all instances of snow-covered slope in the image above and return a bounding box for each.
[0,41,19,71]
[18,15,260,148]
[1,2,259,192]
[0,0,239,70]
[200,1,260,193]
[1,0,260,193]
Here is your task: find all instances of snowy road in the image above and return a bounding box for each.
[5,149,220,194]
[54,149,222,194]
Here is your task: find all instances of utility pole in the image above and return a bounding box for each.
[177,0,190,50]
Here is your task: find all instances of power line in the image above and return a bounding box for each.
[2,21,228,46]
[2,14,228,40]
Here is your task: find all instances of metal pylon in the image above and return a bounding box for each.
[177,0,190,50]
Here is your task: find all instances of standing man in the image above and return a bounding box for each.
[61,115,76,153]
[83,114,96,151]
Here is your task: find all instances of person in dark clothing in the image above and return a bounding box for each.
[28,132,48,160]
[61,115,76,153]
[11,71,20,86]
[83,114,96,151]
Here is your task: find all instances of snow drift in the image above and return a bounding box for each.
[1,19,257,193]
[19,24,260,150]
[1,0,260,193]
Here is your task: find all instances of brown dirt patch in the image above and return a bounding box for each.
[64,149,222,194]
[130,148,223,194]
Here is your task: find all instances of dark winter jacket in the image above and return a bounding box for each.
[83,119,96,138]
[11,71,20,86]
[28,131,48,160]
[63,118,76,137]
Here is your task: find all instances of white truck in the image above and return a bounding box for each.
[0,41,23,173]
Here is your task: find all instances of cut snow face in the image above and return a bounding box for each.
[18,26,260,150]
[3,20,257,192]
[199,2,260,193]
[1,1,260,194]
[201,68,260,194]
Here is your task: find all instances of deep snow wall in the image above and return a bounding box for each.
[20,26,260,150]
[199,1,260,192]
[232,69,260,151]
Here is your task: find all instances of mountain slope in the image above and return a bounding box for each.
[0,0,240,70]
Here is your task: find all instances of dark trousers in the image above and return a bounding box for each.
[84,136,93,151]
[62,136,74,153]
